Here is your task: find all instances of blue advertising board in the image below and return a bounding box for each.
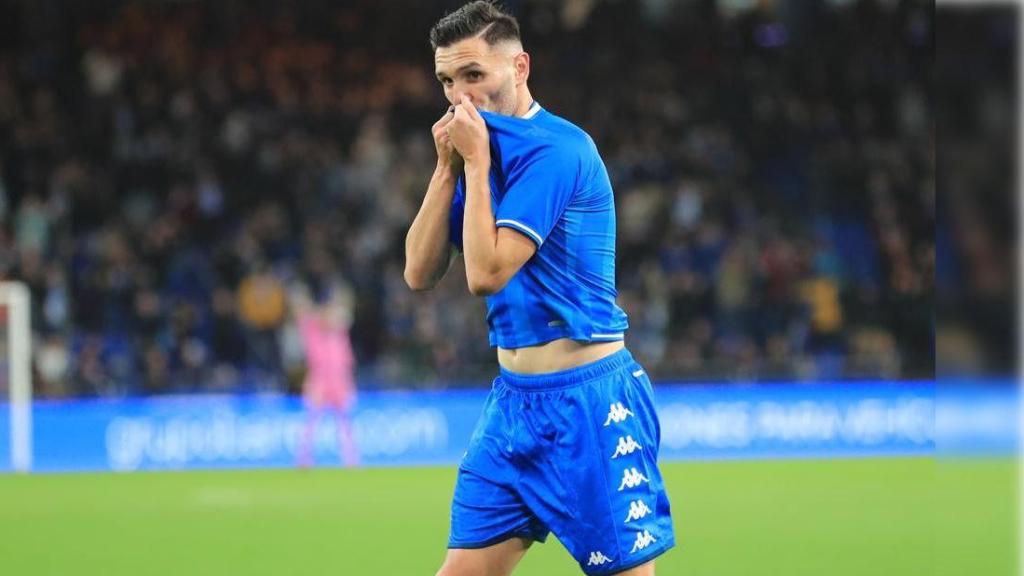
[0,380,1014,473]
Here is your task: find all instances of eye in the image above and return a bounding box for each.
[440,77,453,87]
[467,71,483,81]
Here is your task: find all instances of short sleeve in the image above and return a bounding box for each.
[449,177,465,252]
[494,145,580,247]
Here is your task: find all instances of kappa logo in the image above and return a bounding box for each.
[617,467,650,491]
[587,551,613,566]
[630,530,658,553]
[611,435,643,459]
[603,402,635,426]
[625,499,653,523]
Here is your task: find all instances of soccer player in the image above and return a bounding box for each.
[291,283,359,468]
[404,2,674,575]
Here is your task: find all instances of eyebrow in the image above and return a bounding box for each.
[435,62,484,80]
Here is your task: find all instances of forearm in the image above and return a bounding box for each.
[462,161,501,291]
[404,165,458,290]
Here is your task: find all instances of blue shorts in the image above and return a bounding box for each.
[448,349,675,575]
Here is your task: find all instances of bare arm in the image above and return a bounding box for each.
[462,164,536,296]
[404,165,459,291]
[404,109,465,291]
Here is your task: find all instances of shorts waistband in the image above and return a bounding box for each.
[498,348,635,391]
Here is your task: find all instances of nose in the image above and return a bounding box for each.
[449,87,475,106]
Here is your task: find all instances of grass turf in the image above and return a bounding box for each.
[0,457,1014,575]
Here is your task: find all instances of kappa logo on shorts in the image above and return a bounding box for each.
[617,467,650,490]
[611,435,643,459]
[625,499,654,523]
[587,551,613,566]
[603,402,635,426]
[630,530,658,553]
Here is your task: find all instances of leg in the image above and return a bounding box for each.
[436,537,533,576]
[297,405,321,468]
[333,408,360,467]
[614,560,655,575]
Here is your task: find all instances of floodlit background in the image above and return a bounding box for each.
[0,1,1015,575]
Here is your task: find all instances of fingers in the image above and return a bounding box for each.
[450,105,475,125]
[447,109,470,132]
[444,99,486,151]
[433,106,457,128]
[448,99,481,127]
[460,95,482,120]
[433,113,455,132]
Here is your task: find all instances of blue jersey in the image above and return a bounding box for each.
[448,103,629,349]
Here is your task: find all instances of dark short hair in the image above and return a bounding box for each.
[429,1,521,51]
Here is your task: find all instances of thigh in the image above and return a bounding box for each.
[615,559,656,575]
[437,537,533,576]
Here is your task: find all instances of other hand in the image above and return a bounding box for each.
[432,107,464,172]
[446,95,490,166]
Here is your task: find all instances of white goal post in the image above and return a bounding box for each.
[1,281,31,473]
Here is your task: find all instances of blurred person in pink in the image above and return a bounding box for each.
[292,282,359,468]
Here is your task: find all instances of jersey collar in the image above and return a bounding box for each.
[519,101,542,120]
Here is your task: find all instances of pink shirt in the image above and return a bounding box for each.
[299,314,355,393]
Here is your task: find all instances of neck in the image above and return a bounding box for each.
[514,87,535,117]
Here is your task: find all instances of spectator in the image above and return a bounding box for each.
[0,0,935,395]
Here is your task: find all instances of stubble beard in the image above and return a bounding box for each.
[487,79,519,116]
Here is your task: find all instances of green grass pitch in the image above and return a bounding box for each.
[0,457,1015,575]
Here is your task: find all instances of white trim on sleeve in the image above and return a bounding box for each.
[495,219,544,246]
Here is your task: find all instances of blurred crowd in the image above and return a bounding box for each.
[0,0,935,397]
[935,7,1015,380]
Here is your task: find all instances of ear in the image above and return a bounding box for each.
[514,51,530,86]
